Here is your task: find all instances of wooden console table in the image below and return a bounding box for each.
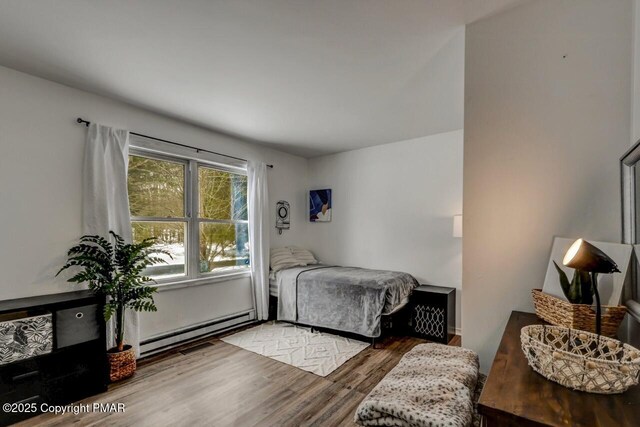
[478,311,640,426]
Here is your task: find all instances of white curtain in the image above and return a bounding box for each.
[82,123,140,356]
[247,161,270,320]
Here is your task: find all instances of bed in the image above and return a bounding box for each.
[269,264,418,338]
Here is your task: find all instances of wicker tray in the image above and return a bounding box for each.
[532,289,626,337]
[521,325,640,394]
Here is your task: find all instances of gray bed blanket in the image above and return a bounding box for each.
[276,265,418,338]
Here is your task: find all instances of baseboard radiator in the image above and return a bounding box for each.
[140,309,256,356]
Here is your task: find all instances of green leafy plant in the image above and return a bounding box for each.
[552,261,594,304]
[57,231,169,351]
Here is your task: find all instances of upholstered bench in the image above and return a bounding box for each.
[354,343,482,427]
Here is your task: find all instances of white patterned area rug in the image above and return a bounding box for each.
[221,322,369,377]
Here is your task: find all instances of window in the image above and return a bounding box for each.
[127,150,249,282]
[198,165,249,274]
[128,154,187,280]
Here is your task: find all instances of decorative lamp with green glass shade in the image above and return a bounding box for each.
[562,238,620,336]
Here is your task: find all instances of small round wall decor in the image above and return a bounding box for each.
[276,200,290,234]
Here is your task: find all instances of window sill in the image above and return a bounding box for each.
[154,270,251,292]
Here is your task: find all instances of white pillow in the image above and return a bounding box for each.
[270,247,303,272]
[289,246,319,265]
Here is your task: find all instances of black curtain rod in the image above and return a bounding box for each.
[76,118,273,168]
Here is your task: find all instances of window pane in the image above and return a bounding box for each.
[199,223,249,273]
[128,155,185,218]
[132,221,186,279]
[199,167,247,220]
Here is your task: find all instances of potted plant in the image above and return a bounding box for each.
[57,231,168,381]
[531,258,626,337]
[552,261,594,305]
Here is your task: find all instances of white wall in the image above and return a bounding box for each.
[464,0,632,371]
[0,65,309,340]
[306,130,463,329]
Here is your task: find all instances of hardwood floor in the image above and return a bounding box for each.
[19,326,461,427]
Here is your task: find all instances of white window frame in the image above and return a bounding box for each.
[129,144,250,288]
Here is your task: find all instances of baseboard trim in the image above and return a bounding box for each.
[140,309,256,356]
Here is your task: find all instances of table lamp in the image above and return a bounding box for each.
[562,238,620,335]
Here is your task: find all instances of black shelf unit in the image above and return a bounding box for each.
[0,291,107,426]
[408,285,456,344]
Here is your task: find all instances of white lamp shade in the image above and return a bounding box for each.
[453,214,462,238]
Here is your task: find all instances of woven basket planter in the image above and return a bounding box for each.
[532,289,626,337]
[521,325,640,394]
[107,345,136,382]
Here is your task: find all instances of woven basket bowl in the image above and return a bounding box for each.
[532,289,626,337]
[107,345,136,382]
[521,325,640,394]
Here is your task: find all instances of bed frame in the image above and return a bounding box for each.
[267,295,409,348]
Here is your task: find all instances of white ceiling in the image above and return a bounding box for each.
[0,0,526,157]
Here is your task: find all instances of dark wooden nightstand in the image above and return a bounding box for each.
[408,285,456,344]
